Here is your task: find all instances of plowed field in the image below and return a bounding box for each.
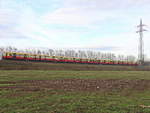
[0,71,150,113]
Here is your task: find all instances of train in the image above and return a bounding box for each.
[2,52,138,66]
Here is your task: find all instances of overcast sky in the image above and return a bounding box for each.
[0,0,150,57]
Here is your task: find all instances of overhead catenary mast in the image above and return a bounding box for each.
[136,19,147,65]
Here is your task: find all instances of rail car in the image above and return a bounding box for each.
[2,52,138,66]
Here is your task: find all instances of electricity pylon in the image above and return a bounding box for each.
[136,19,147,65]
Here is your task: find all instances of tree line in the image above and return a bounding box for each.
[0,46,136,62]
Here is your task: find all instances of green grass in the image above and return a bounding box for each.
[0,71,150,81]
[0,71,150,113]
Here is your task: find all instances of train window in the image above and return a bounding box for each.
[41,55,45,58]
[82,59,86,61]
[30,55,35,58]
[46,56,51,58]
[64,58,68,60]
[24,54,27,58]
[16,54,24,57]
[13,53,16,58]
[60,57,64,60]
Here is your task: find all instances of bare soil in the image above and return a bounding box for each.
[1,79,150,92]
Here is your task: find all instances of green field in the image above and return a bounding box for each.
[0,71,150,113]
